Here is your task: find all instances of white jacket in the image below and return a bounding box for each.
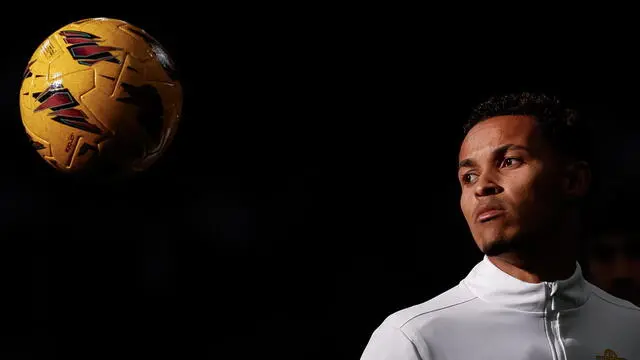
[361,255,640,360]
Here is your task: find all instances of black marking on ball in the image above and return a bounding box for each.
[78,143,99,156]
[116,83,164,144]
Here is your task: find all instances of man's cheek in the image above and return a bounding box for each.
[460,195,473,221]
[515,182,547,217]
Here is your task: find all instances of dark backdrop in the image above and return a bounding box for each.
[0,8,637,359]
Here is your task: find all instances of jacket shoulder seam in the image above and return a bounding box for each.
[591,290,640,313]
[399,295,478,328]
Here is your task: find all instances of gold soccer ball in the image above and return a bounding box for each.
[19,17,182,174]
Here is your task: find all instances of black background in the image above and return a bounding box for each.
[0,8,638,359]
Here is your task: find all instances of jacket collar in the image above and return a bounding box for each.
[462,255,589,313]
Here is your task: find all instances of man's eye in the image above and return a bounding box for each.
[502,157,522,168]
[462,173,478,184]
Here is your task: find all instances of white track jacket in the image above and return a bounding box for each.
[361,255,640,360]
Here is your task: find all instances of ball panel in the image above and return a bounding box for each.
[37,36,64,64]
[24,127,52,158]
[142,55,174,83]
[29,60,49,79]
[20,65,36,111]
[54,67,96,97]
[118,54,146,87]
[133,116,178,172]
[80,58,135,136]
[19,91,33,110]
[117,24,178,82]
[93,64,122,97]
[148,81,183,137]
[68,136,99,170]
[19,59,50,111]
[116,23,157,62]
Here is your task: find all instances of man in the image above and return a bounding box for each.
[360,92,640,359]
[585,202,640,307]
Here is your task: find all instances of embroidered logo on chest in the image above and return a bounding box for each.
[596,349,626,360]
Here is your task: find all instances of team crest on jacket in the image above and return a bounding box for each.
[596,349,626,360]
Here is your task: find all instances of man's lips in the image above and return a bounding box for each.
[477,209,505,223]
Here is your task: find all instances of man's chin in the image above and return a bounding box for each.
[482,237,515,256]
[475,225,524,256]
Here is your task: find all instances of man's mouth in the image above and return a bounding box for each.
[478,210,505,223]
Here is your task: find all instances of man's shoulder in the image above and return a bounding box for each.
[381,281,479,331]
[585,281,640,315]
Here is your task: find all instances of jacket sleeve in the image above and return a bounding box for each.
[360,323,424,360]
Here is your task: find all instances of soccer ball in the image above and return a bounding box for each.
[19,18,182,175]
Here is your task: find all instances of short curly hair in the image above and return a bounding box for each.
[463,92,592,163]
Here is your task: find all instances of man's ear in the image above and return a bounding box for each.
[563,161,591,198]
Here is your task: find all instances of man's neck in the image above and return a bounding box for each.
[487,253,577,283]
[488,212,582,283]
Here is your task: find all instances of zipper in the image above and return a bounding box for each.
[554,311,567,360]
[544,282,559,360]
[544,282,567,360]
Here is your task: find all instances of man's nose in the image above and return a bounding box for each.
[475,173,503,197]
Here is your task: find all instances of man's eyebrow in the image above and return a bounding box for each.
[457,158,476,170]
[457,144,530,170]
[497,144,530,153]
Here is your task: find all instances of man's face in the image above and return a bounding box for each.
[458,115,565,256]
[589,234,640,306]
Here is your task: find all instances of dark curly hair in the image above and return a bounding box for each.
[463,92,592,164]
